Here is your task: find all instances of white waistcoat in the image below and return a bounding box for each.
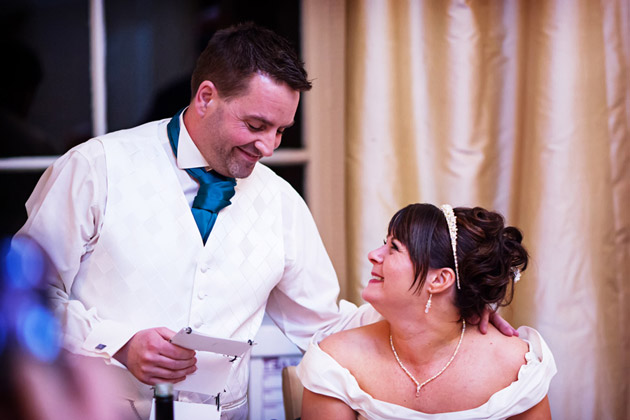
[75,121,288,409]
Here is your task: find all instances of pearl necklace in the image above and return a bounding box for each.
[389,319,466,396]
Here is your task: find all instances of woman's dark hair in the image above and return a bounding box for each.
[387,203,528,321]
[191,22,312,100]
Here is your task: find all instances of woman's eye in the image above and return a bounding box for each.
[391,242,399,251]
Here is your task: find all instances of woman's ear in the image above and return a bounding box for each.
[192,80,219,116]
[426,268,456,294]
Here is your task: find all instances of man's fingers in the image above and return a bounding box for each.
[120,327,199,385]
[490,312,518,337]
[156,353,197,371]
[153,328,196,358]
[479,311,489,334]
[474,308,518,337]
[162,344,196,360]
[140,361,198,385]
[150,363,197,379]
[135,351,196,374]
[154,327,177,341]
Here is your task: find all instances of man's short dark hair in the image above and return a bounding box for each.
[191,22,312,99]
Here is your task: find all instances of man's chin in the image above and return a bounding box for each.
[227,161,256,179]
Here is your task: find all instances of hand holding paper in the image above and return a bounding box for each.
[113,327,197,385]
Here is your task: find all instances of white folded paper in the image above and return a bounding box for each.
[168,328,252,396]
[170,328,252,356]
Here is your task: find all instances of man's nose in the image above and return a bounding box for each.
[255,132,277,157]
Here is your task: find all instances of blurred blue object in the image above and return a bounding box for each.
[2,236,46,290]
[18,297,61,362]
[0,236,61,363]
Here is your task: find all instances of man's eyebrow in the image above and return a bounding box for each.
[248,115,295,129]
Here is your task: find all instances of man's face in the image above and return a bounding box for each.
[196,73,300,179]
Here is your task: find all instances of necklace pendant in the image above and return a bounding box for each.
[390,320,466,399]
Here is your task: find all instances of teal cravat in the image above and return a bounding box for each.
[167,109,236,244]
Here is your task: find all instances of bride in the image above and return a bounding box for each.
[297,204,556,419]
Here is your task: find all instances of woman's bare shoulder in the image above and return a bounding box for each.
[319,321,388,366]
[449,325,531,406]
[491,327,529,364]
[469,325,530,379]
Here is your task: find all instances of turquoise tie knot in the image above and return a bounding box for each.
[167,108,237,244]
[193,172,237,213]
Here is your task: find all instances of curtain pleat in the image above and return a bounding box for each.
[345,1,630,418]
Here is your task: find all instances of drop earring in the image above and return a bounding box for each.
[424,293,432,314]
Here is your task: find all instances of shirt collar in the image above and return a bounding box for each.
[176,109,211,170]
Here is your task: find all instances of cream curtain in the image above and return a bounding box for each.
[344,1,630,419]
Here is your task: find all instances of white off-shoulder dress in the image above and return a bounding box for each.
[296,327,556,420]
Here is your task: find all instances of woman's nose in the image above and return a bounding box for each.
[368,245,385,264]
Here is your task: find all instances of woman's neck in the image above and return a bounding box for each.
[386,309,464,366]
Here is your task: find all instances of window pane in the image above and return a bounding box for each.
[0,1,90,235]
[266,164,305,198]
[0,1,91,155]
[0,172,44,236]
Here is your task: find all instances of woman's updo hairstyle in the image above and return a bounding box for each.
[454,206,528,321]
[387,204,528,321]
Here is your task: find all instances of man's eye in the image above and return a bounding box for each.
[247,122,263,131]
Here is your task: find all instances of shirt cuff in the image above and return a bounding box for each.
[82,319,137,365]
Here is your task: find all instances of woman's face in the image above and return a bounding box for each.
[362,235,418,307]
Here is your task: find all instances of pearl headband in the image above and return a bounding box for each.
[440,204,461,289]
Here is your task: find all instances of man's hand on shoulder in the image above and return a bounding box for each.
[113,327,197,385]
[477,310,519,337]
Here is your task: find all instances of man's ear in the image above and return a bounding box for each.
[426,268,456,294]
[192,80,219,116]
